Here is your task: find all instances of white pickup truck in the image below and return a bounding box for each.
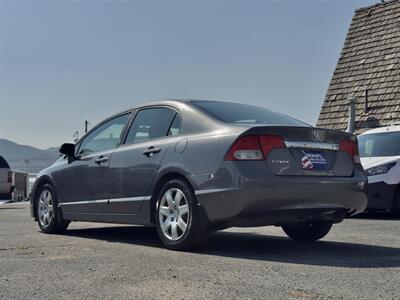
[358,125,400,214]
[0,155,14,200]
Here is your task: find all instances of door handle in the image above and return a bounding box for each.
[142,147,161,157]
[95,156,109,164]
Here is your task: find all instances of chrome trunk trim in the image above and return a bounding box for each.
[284,141,339,151]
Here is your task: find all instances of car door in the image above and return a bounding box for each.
[107,107,181,219]
[54,113,131,218]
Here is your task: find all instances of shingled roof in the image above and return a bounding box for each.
[316,0,400,133]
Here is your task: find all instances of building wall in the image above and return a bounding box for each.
[317,0,400,133]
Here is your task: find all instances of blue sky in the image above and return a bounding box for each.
[0,0,377,149]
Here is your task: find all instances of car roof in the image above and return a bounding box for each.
[129,99,259,110]
[360,124,400,135]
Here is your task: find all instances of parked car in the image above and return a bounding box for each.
[30,100,367,250]
[0,155,14,200]
[358,125,400,214]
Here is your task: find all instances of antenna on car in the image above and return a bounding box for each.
[73,131,79,142]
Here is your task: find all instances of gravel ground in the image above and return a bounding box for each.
[0,202,399,300]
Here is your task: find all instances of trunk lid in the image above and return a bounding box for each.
[249,126,357,177]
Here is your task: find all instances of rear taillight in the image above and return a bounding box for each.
[225,135,285,161]
[7,171,12,183]
[259,135,286,157]
[339,140,360,164]
[225,135,263,160]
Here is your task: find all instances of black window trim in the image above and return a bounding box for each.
[121,105,182,146]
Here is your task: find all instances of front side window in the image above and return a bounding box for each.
[125,108,178,144]
[358,132,400,157]
[77,113,130,156]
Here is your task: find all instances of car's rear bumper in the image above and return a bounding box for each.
[366,181,397,211]
[192,162,368,228]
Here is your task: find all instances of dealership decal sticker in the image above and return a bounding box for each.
[301,150,327,170]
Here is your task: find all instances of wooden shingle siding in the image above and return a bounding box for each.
[316,0,400,133]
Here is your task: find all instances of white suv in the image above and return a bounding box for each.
[358,125,400,214]
[0,155,13,200]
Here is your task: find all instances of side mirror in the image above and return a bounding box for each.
[59,143,76,162]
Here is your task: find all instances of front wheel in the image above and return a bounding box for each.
[155,179,208,250]
[36,183,69,234]
[282,221,332,242]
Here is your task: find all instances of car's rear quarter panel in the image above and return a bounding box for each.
[156,130,241,190]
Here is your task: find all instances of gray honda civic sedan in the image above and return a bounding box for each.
[30,100,367,250]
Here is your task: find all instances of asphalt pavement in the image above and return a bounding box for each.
[0,202,399,299]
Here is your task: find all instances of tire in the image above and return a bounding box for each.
[282,221,332,242]
[391,187,400,216]
[155,178,208,250]
[35,183,69,234]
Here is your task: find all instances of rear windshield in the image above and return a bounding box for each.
[0,156,10,168]
[192,101,308,126]
[358,132,400,157]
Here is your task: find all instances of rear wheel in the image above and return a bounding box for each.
[36,183,69,233]
[282,221,332,242]
[155,179,208,250]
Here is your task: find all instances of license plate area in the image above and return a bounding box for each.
[300,150,327,171]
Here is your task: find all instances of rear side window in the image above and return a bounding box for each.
[192,101,308,126]
[0,156,10,168]
[168,114,182,136]
[125,108,177,144]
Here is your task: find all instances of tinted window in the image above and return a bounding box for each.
[168,114,182,136]
[78,113,130,156]
[192,101,308,126]
[125,108,177,144]
[0,156,10,168]
[358,132,400,157]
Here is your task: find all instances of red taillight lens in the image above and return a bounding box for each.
[7,171,12,183]
[225,135,285,161]
[259,135,285,157]
[225,135,263,160]
[339,140,360,163]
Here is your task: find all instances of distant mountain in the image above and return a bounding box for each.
[0,139,60,173]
